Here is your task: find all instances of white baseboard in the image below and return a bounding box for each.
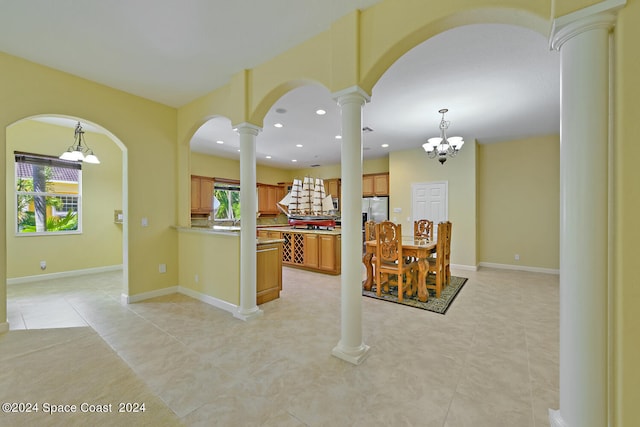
[7,265,123,285]
[479,262,559,275]
[122,284,238,316]
[450,263,478,272]
[178,286,238,315]
[124,286,178,304]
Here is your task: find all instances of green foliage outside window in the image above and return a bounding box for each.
[16,163,79,233]
[214,188,241,220]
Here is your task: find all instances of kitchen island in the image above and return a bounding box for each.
[258,227,341,275]
[176,226,284,308]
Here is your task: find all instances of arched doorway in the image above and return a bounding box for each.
[6,115,129,328]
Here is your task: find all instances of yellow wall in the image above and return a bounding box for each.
[614,2,640,425]
[190,152,293,185]
[294,156,389,180]
[1,52,178,299]
[389,141,477,267]
[6,120,123,278]
[178,231,240,305]
[478,135,560,270]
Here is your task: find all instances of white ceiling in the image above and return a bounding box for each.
[0,1,560,169]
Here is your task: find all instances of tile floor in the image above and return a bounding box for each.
[5,266,559,426]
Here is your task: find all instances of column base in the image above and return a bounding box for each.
[0,322,9,334]
[234,307,263,321]
[331,342,371,365]
[549,409,568,427]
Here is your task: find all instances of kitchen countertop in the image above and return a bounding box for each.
[259,226,341,236]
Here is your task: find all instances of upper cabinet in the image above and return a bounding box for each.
[191,175,214,214]
[257,183,284,215]
[324,178,340,200]
[363,173,389,196]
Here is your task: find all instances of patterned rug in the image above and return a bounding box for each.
[362,276,468,314]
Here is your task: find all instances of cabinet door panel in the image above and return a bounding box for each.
[362,175,374,196]
[374,174,389,196]
[318,235,336,271]
[305,234,319,268]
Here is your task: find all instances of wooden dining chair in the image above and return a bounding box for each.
[375,221,418,302]
[414,219,434,241]
[364,219,377,278]
[443,221,452,286]
[426,221,450,298]
[364,220,376,242]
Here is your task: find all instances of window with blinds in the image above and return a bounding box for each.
[15,151,82,234]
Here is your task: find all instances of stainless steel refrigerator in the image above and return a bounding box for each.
[362,196,389,225]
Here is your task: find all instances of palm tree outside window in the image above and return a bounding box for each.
[15,151,81,234]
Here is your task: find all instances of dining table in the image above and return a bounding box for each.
[362,236,436,302]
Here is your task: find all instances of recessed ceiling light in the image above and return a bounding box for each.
[335,135,342,140]
[316,109,326,115]
[216,140,224,144]
[274,123,283,128]
[237,149,241,152]
[266,155,272,159]
[296,144,303,148]
[291,159,297,162]
[381,143,389,148]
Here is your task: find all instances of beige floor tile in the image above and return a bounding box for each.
[6,266,558,425]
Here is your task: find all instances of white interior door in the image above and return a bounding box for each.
[411,181,448,239]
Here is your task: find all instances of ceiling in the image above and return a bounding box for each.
[0,1,560,170]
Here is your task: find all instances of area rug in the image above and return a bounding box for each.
[362,276,468,314]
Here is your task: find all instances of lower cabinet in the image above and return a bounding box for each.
[256,240,283,305]
[281,231,341,275]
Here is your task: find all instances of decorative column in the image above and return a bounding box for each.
[234,122,263,321]
[549,2,622,426]
[331,86,370,365]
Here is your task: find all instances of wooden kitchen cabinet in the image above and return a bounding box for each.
[324,178,340,199]
[304,234,320,269]
[278,229,341,275]
[256,240,283,305]
[257,184,281,215]
[257,230,281,239]
[191,175,215,214]
[318,234,339,272]
[363,173,389,196]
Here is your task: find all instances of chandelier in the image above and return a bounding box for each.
[422,108,464,164]
[59,122,100,164]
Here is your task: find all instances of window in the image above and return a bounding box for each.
[15,151,81,234]
[213,181,240,221]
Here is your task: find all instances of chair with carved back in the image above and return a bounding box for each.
[364,220,376,242]
[414,219,434,241]
[364,220,377,280]
[410,219,434,263]
[443,221,452,285]
[375,221,418,302]
[426,221,449,298]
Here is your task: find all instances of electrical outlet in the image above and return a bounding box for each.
[40,260,46,270]
[159,263,167,273]
[195,274,199,283]
[515,254,520,261]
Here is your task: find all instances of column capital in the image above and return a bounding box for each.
[332,85,371,106]
[550,0,625,51]
[233,122,262,136]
